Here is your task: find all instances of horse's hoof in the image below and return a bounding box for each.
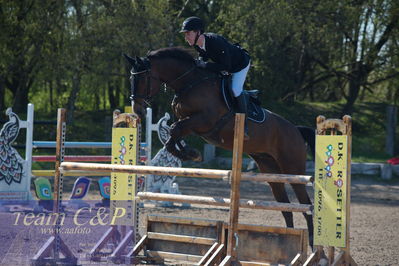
[185,148,202,162]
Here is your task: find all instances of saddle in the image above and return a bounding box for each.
[221,74,267,123]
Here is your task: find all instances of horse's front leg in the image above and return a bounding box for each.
[165,113,209,161]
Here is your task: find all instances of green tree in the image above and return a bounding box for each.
[215,0,399,114]
[0,0,64,113]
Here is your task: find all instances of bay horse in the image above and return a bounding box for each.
[124,47,315,247]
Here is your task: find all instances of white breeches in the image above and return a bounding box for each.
[231,61,250,97]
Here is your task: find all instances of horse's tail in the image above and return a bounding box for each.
[296,126,315,158]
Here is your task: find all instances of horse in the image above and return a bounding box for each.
[124,47,315,247]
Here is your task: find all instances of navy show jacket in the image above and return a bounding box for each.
[194,33,250,73]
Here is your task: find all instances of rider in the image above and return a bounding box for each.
[180,16,251,140]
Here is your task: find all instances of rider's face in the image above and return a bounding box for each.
[184,31,198,46]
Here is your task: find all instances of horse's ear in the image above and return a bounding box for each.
[123,53,136,66]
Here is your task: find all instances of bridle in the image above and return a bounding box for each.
[130,59,196,107]
[129,68,154,107]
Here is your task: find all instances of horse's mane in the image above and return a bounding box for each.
[147,47,195,65]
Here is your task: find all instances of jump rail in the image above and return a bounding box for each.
[60,162,313,184]
[60,162,231,180]
[33,155,111,162]
[33,141,111,149]
[32,170,111,177]
[137,192,312,213]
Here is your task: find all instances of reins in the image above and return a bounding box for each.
[174,74,218,96]
[167,65,196,87]
[130,60,214,105]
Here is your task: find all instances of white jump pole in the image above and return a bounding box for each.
[21,103,34,201]
[145,107,157,164]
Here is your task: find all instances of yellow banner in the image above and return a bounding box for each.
[124,106,132,113]
[314,135,348,247]
[110,128,137,226]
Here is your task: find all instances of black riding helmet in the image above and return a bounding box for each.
[180,16,204,33]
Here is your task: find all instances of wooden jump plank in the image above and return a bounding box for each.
[241,172,313,184]
[138,192,312,212]
[236,223,306,235]
[109,229,134,262]
[31,236,78,266]
[290,252,302,266]
[58,237,76,260]
[239,261,271,266]
[219,255,232,266]
[147,214,220,227]
[204,244,225,266]
[146,250,202,263]
[147,232,216,245]
[88,226,117,261]
[303,250,318,266]
[60,162,231,179]
[128,234,147,257]
[198,242,219,265]
[31,236,55,261]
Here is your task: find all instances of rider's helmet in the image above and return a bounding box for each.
[180,17,204,33]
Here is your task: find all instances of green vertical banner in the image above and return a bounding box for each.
[314,135,348,247]
[111,128,137,226]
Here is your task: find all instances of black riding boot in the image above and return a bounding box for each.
[236,92,250,140]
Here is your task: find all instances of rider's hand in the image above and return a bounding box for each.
[195,59,206,68]
[220,71,229,75]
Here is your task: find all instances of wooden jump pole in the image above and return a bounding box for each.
[224,113,245,265]
[137,192,312,213]
[241,172,313,184]
[60,162,231,179]
[60,162,313,184]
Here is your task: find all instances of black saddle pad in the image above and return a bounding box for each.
[221,78,267,123]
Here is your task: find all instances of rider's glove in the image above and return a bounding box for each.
[195,59,206,68]
[220,71,229,75]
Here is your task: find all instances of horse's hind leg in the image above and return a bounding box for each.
[269,182,294,228]
[250,154,294,228]
[279,152,314,248]
[291,183,314,247]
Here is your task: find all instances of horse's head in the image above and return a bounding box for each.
[124,54,162,119]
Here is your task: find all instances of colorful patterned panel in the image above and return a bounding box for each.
[98,177,110,199]
[33,177,53,200]
[70,177,91,199]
